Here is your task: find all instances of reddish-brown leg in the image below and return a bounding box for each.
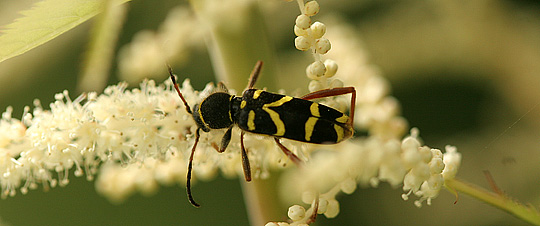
[273,138,303,167]
[240,131,252,182]
[275,137,320,222]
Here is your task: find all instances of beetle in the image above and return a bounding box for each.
[168,61,356,207]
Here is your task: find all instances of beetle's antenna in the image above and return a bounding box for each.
[187,128,201,207]
[246,60,263,90]
[168,65,193,115]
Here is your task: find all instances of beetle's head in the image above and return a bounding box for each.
[192,92,233,132]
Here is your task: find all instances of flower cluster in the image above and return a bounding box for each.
[292,0,340,93]
[270,130,461,226]
[0,1,464,225]
[265,1,461,225]
[0,78,316,202]
[317,15,408,140]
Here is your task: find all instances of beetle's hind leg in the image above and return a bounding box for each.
[274,138,321,221]
[273,138,303,167]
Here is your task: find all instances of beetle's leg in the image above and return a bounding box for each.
[275,137,320,223]
[240,131,252,181]
[300,87,356,128]
[246,61,263,90]
[217,127,233,153]
[186,128,201,208]
[273,138,303,167]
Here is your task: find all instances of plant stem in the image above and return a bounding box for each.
[78,0,127,92]
[241,177,283,225]
[188,0,277,92]
[445,178,540,225]
[188,0,282,225]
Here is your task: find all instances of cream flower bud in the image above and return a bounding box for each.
[288,205,306,221]
[295,14,311,29]
[429,157,444,174]
[302,190,317,204]
[340,177,357,194]
[306,61,326,79]
[265,223,289,226]
[295,36,311,51]
[324,199,340,218]
[310,21,326,39]
[419,146,433,163]
[308,80,323,92]
[315,38,331,54]
[304,1,320,16]
[427,174,443,190]
[294,25,309,37]
[442,145,461,179]
[317,198,329,213]
[323,59,338,78]
[328,79,344,89]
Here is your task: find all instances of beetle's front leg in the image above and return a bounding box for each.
[217,127,233,153]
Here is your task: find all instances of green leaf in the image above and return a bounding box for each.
[0,0,131,64]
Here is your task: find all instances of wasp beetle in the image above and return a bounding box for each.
[169,61,356,207]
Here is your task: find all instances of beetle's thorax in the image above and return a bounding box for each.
[230,95,243,124]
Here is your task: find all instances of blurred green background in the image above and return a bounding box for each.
[0,0,540,225]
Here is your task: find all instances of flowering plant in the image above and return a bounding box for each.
[0,0,539,225]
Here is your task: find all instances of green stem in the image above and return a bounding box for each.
[241,177,283,226]
[188,0,277,91]
[445,178,540,225]
[78,0,127,92]
[188,0,282,225]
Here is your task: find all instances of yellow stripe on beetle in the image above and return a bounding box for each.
[253,90,263,99]
[335,114,349,124]
[197,107,207,127]
[334,124,344,142]
[247,110,256,131]
[304,117,318,141]
[262,96,293,136]
[310,103,320,117]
